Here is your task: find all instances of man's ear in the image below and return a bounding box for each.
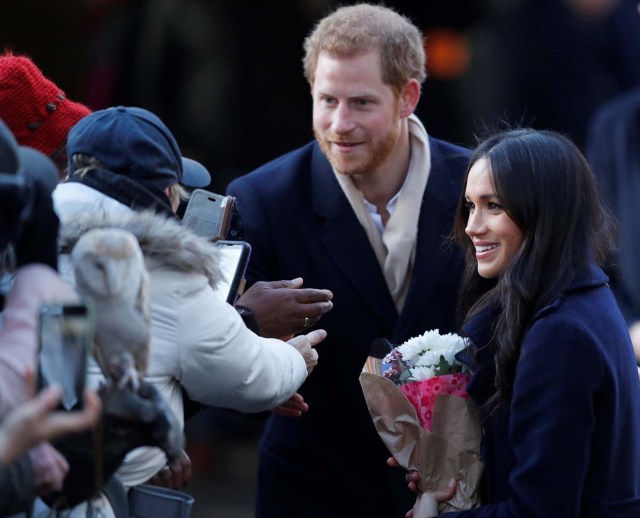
[398,79,421,117]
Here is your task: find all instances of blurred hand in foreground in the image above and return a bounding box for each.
[0,384,100,465]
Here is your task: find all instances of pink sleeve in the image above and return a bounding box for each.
[0,265,78,417]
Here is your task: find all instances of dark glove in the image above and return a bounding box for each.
[101,381,183,464]
[14,178,59,270]
[42,381,183,508]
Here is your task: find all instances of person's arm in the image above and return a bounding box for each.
[177,282,324,413]
[450,317,608,517]
[394,316,613,518]
[228,176,331,417]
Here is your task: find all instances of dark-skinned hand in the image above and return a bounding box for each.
[237,278,333,339]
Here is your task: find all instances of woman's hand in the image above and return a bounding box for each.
[387,457,420,493]
[387,457,458,518]
[411,481,457,518]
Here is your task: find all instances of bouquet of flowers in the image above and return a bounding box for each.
[360,330,483,515]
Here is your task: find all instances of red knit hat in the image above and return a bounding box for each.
[0,51,91,158]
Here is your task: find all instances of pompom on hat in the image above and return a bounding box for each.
[0,51,91,159]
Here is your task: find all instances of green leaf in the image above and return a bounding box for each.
[433,354,450,376]
[398,369,413,384]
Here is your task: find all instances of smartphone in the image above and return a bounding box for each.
[37,301,94,411]
[182,189,236,241]
[214,240,252,304]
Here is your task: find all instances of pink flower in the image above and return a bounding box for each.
[400,373,471,431]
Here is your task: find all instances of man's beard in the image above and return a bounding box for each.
[314,121,401,177]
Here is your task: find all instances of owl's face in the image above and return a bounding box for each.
[71,228,145,300]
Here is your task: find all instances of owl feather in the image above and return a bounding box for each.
[71,228,150,389]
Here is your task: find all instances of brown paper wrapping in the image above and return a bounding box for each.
[359,370,483,514]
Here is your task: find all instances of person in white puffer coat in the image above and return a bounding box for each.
[43,106,324,517]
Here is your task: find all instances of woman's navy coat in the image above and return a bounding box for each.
[446,266,640,517]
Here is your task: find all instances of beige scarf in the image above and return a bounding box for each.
[334,114,431,312]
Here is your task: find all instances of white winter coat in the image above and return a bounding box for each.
[53,182,307,488]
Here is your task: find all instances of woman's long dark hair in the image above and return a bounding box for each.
[454,129,617,413]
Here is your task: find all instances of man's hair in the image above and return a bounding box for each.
[303,3,426,93]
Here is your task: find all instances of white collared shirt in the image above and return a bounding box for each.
[362,158,413,234]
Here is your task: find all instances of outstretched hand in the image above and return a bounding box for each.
[237,278,333,339]
[387,457,457,518]
[270,328,328,418]
[0,384,101,465]
[287,328,327,375]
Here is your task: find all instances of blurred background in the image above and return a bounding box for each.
[2,0,639,516]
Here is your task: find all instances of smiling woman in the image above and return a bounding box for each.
[406,128,640,517]
[462,157,523,279]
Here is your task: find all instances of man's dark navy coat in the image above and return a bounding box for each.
[227,137,470,517]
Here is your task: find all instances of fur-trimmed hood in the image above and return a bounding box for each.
[59,209,223,287]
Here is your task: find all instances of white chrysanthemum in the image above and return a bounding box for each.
[414,349,444,368]
[398,329,467,369]
[415,348,456,369]
[396,334,428,365]
[408,365,435,381]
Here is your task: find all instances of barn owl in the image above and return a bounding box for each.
[71,228,150,391]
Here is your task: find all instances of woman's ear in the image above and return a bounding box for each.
[399,79,421,118]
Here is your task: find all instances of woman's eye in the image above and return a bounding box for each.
[488,202,502,211]
[464,201,475,212]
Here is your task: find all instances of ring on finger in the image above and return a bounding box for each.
[303,316,311,328]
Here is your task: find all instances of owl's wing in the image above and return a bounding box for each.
[71,228,151,382]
